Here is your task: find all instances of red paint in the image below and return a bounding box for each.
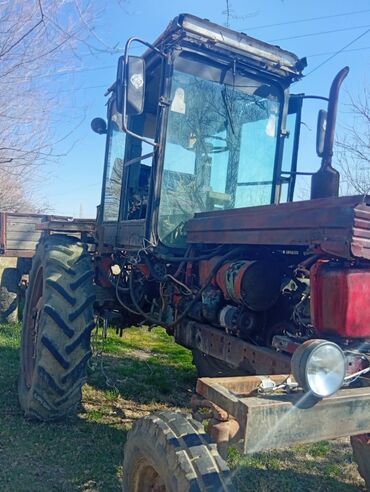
[311,261,370,338]
[136,263,150,278]
[215,261,251,302]
[198,257,222,286]
[96,256,112,288]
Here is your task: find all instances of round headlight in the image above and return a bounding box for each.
[291,340,346,398]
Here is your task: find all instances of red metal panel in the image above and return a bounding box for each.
[186,195,370,261]
[311,261,370,338]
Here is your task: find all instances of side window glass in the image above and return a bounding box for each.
[281,96,302,202]
[124,151,153,220]
[103,112,126,222]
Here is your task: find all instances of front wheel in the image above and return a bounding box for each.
[123,411,235,491]
[18,234,95,421]
[351,434,370,489]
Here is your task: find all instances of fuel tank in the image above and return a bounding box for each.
[311,261,370,338]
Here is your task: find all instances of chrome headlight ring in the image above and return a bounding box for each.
[291,339,346,398]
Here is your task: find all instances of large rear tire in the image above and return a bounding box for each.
[18,234,95,421]
[123,411,235,491]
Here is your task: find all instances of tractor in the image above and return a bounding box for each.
[18,13,370,490]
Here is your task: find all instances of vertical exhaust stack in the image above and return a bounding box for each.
[311,67,349,200]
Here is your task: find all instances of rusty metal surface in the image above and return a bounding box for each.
[175,321,291,375]
[117,219,146,249]
[272,335,300,354]
[196,375,290,424]
[196,375,370,453]
[0,212,82,256]
[208,418,240,444]
[37,219,95,232]
[155,14,303,80]
[186,195,370,261]
[352,203,370,258]
[197,375,291,398]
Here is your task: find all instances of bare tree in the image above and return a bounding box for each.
[0,0,117,212]
[337,88,370,195]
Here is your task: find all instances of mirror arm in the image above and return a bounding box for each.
[122,37,164,147]
[300,95,329,102]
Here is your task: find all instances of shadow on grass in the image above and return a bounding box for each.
[230,466,363,492]
[0,337,126,491]
[87,352,196,407]
[0,324,196,491]
[0,325,195,490]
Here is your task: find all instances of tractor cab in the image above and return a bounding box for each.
[92,14,336,252]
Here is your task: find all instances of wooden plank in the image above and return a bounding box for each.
[7,216,45,225]
[7,240,40,251]
[6,223,38,233]
[7,231,41,242]
[1,250,34,257]
[37,220,95,232]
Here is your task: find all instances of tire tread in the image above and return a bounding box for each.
[123,411,235,491]
[18,234,94,421]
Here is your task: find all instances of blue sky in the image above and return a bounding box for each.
[45,0,370,217]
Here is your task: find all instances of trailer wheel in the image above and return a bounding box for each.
[18,234,95,421]
[192,349,246,377]
[0,267,21,323]
[351,434,370,489]
[123,411,235,491]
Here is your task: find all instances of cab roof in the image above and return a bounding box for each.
[152,13,306,81]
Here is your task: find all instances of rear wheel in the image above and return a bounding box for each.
[18,234,95,421]
[123,411,235,491]
[351,434,370,489]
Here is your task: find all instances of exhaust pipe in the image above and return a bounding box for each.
[311,66,349,199]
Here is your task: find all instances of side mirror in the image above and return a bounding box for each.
[91,117,107,135]
[116,56,145,116]
[316,109,327,158]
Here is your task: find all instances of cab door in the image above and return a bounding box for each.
[116,57,162,249]
[98,99,127,250]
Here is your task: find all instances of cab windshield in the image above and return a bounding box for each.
[158,53,282,246]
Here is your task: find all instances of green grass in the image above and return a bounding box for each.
[0,323,366,491]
